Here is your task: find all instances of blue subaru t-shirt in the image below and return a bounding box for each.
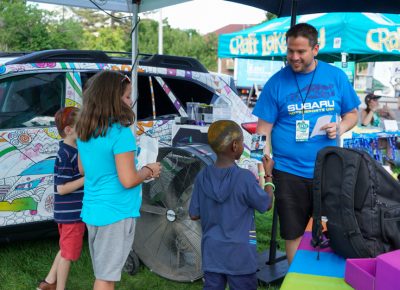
[77,124,141,226]
[189,164,271,275]
[253,61,360,178]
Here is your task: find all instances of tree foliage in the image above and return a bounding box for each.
[0,0,51,51]
[67,8,219,71]
[1,3,220,71]
[0,1,83,51]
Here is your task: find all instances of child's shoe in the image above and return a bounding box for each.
[37,279,56,290]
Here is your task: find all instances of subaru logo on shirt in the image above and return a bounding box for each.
[288,100,335,113]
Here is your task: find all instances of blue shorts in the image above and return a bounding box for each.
[203,271,257,290]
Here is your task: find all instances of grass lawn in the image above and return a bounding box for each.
[0,209,284,290]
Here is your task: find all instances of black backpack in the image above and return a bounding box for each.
[312,146,400,258]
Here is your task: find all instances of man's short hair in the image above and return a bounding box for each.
[286,23,318,47]
[208,120,242,154]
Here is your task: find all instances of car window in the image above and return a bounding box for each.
[81,72,180,120]
[163,77,214,109]
[137,75,180,120]
[81,72,214,120]
[0,73,64,129]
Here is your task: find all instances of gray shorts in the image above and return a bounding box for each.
[87,218,136,281]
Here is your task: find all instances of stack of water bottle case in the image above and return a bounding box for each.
[186,99,231,125]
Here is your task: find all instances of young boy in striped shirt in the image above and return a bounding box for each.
[38,107,84,290]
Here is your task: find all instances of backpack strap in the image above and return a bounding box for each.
[339,148,371,257]
[311,147,326,250]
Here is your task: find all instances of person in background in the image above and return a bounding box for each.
[253,23,360,265]
[76,71,161,290]
[189,120,273,290]
[361,93,396,127]
[38,107,84,290]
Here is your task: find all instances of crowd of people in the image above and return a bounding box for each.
[37,22,398,290]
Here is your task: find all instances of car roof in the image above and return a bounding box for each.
[2,50,208,73]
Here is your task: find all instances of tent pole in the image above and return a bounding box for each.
[290,0,297,27]
[131,0,139,128]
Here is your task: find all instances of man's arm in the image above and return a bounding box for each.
[339,109,359,135]
[57,177,84,195]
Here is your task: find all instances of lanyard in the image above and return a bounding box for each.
[293,60,317,120]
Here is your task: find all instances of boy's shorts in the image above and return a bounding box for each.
[87,218,136,282]
[203,272,257,290]
[58,222,86,261]
[273,169,313,240]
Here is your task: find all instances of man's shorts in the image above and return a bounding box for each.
[203,272,257,290]
[273,169,313,240]
[58,222,86,261]
[87,218,136,282]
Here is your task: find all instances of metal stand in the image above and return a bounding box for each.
[257,205,289,284]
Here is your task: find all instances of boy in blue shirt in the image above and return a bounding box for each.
[38,107,84,290]
[189,120,273,290]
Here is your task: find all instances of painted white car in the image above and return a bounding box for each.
[0,50,256,241]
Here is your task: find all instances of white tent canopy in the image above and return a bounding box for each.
[30,0,191,13]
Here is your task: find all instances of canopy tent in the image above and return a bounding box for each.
[218,13,400,63]
[33,0,400,15]
[30,0,190,13]
[228,0,400,26]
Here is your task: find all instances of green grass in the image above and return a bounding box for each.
[0,210,283,290]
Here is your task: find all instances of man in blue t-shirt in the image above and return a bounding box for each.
[253,23,360,264]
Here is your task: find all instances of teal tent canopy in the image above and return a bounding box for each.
[218,13,400,62]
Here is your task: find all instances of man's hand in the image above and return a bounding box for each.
[321,122,338,139]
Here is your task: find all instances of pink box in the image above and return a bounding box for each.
[376,250,400,290]
[345,258,376,290]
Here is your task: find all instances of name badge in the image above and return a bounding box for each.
[296,120,310,142]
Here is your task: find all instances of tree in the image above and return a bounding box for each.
[47,19,84,50]
[82,26,128,51]
[0,1,83,51]
[0,3,218,71]
[0,1,51,51]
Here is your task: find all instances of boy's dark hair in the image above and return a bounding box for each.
[208,120,242,154]
[54,107,80,138]
[286,23,318,47]
[76,70,134,141]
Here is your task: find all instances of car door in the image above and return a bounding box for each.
[0,72,65,228]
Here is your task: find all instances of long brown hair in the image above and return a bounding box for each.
[76,70,134,141]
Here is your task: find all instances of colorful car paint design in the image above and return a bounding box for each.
[0,60,256,227]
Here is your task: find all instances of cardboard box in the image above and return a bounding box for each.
[376,250,400,290]
[345,258,376,290]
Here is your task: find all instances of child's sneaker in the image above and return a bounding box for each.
[37,280,56,290]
